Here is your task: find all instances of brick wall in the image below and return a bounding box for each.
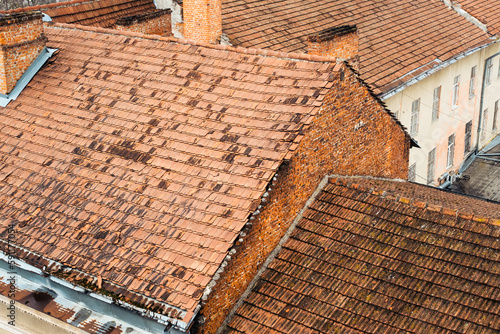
[0,11,46,95]
[194,63,410,333]
[115,10,172,36]
[183,0,221,44]
[308,26,359,70]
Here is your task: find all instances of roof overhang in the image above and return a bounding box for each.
[379,38,499,100]
[0,249,196,333]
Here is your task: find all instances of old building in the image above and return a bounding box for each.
[156,0,500,186]
[223,176,500,333]
[0,10,409,334]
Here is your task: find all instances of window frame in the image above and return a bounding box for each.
[410,98,420,136]
[469,66,476,99]
[464,121,472,154]
[447,134,455,168]
[482,108,488,140]
[452,75,460,108]
[432,86,441,122]
[427,148,436,185]
[486,58,493,85]
[408,163,416,182]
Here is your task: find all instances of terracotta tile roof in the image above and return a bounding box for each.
[455,0,500,35]
[222,0,492,95]
[226,176,500,333]
[4,0,157,28]
[0,24,339,325]
[338,177,500,220]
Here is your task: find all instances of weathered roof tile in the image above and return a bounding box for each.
[227,177,500,333]
[223,0,491,95]
[0,23,341,324]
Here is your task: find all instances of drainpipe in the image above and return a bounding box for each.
[476,51,500,151]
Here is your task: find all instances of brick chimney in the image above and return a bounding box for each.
[183,0,221,44]
[0,11,46,95]
[308,25,359,69]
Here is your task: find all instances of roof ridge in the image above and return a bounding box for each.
[46,22,342,64]
[328,176,500,226]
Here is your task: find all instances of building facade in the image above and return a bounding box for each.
[383,42,500,185]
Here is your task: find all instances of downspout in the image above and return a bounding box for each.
[476,51,500,151]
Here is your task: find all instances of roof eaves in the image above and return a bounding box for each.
[0,47,57,107]
[380,37,498,100]
[0,242,198,332]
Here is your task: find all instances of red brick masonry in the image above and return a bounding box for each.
[0,11,46,95]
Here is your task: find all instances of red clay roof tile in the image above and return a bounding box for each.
[3,0,158,28]
[222,0,492,95]
[456,0,500,35]
[0,24,341,325]
[226,176,500,333]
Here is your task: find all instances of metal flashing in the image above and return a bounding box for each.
[42,13,52,22]
[0,47,57,107]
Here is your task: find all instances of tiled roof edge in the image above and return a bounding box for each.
[1,0,105,14]
[380,38,497,100]
[215,175,332,334]
[0,240,197,329]
[328,175,500,226]
[343,61,409,135]
[47,22,342,63]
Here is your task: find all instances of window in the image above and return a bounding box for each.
[464,121,472,154]
[469,66,476,98]
[408,163,416,182]
[452,75,460,108]
[486,58,493,85]
[410,98,420,136]
[432,86,441,121]
[447,134,455,168]
[482,108,488,139]
[427,148,436,185]
[494,101,499,131]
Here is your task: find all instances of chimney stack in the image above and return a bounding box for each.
[308,25,359,69]
[183,0,221,44]
[0,11,46,95]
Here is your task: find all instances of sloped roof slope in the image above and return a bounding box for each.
[226,177,500,333]
[455,0,500,35]
[0,24,338,325]
[222,0,492,95]
[5,0,157,28]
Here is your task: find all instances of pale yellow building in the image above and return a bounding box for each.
[384,41,500,185]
